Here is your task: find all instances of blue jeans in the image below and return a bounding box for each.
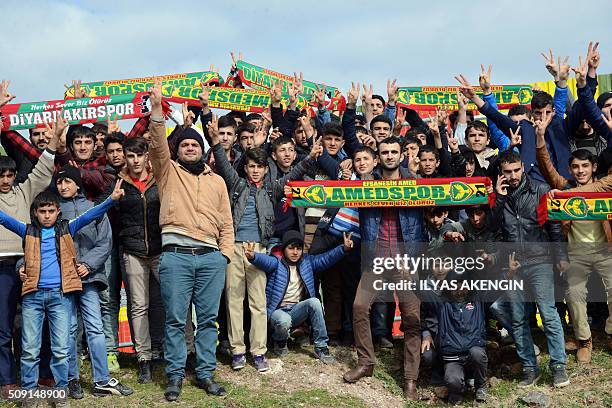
[269,298,329,348]
[508,263,566,370]
[159,250,226,381]
[0,261,20,385]
[490,297,513,337]
[99,245,123,355]
[68,283,110,385]
[21,288,75,389]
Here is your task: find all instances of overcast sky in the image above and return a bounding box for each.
[1,0,611,103]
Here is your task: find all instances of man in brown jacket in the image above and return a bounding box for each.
[147,80,234,401]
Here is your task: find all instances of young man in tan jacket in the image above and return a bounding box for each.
[147,80,234,401]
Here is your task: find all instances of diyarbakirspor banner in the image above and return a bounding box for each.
[64,71,223,99]
[397,85,533,112]
[166,85,310,113]
[236,60,346,112]
[539,192,612,223]
[0,93,150,130]
[286,178,491,208]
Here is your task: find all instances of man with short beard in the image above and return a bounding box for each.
[491,149,569,388]
[147,80,233,401]
[1,126,52,183]
[343,136,425,401]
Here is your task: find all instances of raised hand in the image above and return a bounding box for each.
[243,241,256,260]
[198,84,210,108]
[149,78,164,113]
[496,174,509,196]
[292,72,305,95]
[408,155,420,175]
[182,102,195,128]
[436,107,449,127]
[107,117,120,133]
[343,232,354,251]
[427,114,441,140]
[111,179,125,200]
[586,41,600,74]
[456,88,469,112]
[454,74,476,100]
[207,113,220,145]
[314,84,327,109]
[479,64,492,95]
[347,82,360,108]
[269,127,282,143]
[541,49,560,81]
[447,133,459,154]
[0,80,16,107]
[298,115,315,139]
[572,55,588,88]
[509,127,522,147]
[534,109,554,142]
[394,108,407,135]
[362,84,373,104]
[261,107,273,128]
[387,79,398,106]
[310,136,323,160]
[253,122,267,147]
[270,80,283,107]
[72,80,86,99]
[361,134,377,149]
[230,51,244,70]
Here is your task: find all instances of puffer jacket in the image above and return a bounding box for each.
[491,174,567,266]
[212,143,314,246]
[249,245,346,318]
[104,171,162,257]
[59,194,112,290]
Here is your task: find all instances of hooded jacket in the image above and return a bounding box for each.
[59,194,112,290]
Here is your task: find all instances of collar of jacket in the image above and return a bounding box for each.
[118,168,156,190]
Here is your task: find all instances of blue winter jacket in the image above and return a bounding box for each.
[250,245,346,318]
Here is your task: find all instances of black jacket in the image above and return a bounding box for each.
[491,174,567,266]
[105,172,162,257]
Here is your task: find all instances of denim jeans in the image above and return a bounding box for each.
[159,250,226,381]
[508,263,567,370]
[21,288,75,389]
[68,283,110,385]
[99,245,123,355]
[269,298,329,348]
[0,261,20,385]
[490,296,513,337]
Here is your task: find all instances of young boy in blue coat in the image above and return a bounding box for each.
[243,230,354,364]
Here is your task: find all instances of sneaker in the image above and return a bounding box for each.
[231,353,247,370]
[272,341,289,358]
[138,360,152,384]
[517,369,541,388]
[551,365,570,388]
[253,354,270,372]
[107,353,120,373]
[67,379,83,399]
[576,338,592,363]
[475,386,488,402]
[314,347,336,364]
[92,378,134,396]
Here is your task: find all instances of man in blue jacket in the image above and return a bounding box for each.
[244,230,354,364]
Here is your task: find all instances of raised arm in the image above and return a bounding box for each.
[0,209,27,238]
[534,110,568,189]
[573,57,612,142]
[68,182,123,235]
[341,82,363,157]
[147,79,171,183]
